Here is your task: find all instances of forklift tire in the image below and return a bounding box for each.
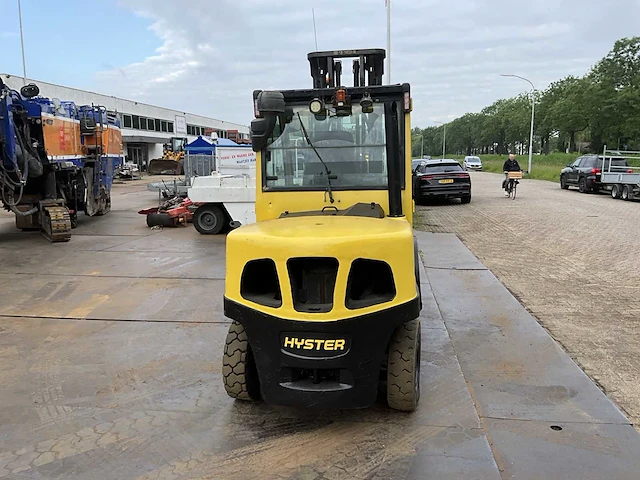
[387,319,421,412]
[222,321,261,401]
[193,205,225,235]
[146,213,176,228]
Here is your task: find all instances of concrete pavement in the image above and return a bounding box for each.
[0,181,639,479]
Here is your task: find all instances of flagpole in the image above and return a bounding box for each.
[18,0,27,85]
[386,0,391,84]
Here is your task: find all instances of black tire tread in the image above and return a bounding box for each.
[146,213,177,228]
[578,177,587,193]
[560,175,569,189]
[387,319,421,411]
[222,321,260,401]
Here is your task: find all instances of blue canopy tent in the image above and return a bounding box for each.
[184,136,242,180]
[184,136,240,154]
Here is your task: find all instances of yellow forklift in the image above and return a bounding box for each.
[222,49,422,411]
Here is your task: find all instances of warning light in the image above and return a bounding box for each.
[333,87,351,116]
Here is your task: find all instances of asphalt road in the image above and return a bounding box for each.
[1,177,639,479]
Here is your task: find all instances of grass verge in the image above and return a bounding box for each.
[436,153,640,182]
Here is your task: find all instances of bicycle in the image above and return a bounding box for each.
[504,171,523,199]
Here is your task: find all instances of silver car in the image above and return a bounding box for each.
[463,156,483,171]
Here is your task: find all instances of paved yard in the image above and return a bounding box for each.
[415,171,640,427]
[2,177,640,478]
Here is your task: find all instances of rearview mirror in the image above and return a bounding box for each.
[250,116,276,152]
[20,83,40,99]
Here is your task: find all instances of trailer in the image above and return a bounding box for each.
[601,147,640,201]
[186,145,256,234]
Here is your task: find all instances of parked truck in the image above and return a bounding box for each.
[0,79,123,241]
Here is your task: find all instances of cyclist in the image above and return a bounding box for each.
[502,153,522,197]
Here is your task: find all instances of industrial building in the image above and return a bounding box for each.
[0,73,250,170]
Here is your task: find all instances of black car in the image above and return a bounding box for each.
[560,154,630,193]
[413,159,471,204]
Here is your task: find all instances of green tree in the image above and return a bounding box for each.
[546,76,591,152]
[412,37,640,154]
[589,37,640,150]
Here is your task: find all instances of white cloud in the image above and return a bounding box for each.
[94,0,640,127]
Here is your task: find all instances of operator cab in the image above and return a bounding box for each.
[250,49,413,223]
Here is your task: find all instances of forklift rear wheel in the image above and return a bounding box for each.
[222,321,261,401]
[194,205,225,235]
[387,319,421,412]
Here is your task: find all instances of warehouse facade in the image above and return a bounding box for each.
[1,73,250,170]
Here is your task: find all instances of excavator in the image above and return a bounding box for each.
[0,78,123,242]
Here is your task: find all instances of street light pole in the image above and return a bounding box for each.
[386,0,391,84]
[18,0,27,85]
[443,124,446,158]
[501,74,535,173]
[434,121,446,159]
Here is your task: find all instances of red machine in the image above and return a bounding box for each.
[138,197,194,227]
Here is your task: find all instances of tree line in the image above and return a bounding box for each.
[412,37,640,158]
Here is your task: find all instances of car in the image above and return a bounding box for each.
[463,156,483,171]
[411,156,432,173]
[413,158,471,204]
[560,154,631,193]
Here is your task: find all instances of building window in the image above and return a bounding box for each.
[187,125,193,135]
[132,115,140,129]
[155,119,161,131]
[168,122,174,133]
[123,115,132,128]
[139,117,147,130]
[148,118,155,131]
[161,121,168,132]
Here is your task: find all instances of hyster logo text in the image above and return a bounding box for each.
[283,337,346,351]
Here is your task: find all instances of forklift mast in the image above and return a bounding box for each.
[308,49,386,89]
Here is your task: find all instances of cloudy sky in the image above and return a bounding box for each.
[3,0,640,127]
